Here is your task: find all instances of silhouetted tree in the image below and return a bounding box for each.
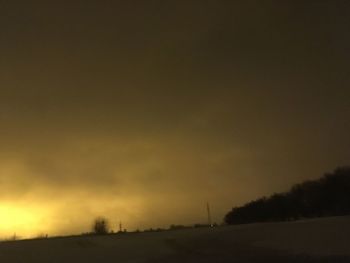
[225,166,350,225]
[92,217,110,235]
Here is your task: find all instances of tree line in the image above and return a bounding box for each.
[225,166,350,225]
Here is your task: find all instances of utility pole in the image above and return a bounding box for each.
[207,202,212,226]
[119,221,122,232]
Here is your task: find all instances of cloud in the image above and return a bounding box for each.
[0,0,349,236]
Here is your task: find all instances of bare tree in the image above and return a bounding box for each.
[92,217,110,235]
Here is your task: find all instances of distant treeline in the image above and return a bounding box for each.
[225,167,350,225]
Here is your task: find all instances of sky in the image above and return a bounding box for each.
[0,0,349,238]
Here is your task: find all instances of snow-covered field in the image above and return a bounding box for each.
[1,216,350,262]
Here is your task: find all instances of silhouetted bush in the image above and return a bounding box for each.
[194,223,209,228]
[193,223,218,228]
[169,224,187,230]
[225,166,350,225]
[92,217,110,235]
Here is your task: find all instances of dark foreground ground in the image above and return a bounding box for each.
[1,216,350,262]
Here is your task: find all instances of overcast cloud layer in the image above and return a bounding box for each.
[0,0,349,237]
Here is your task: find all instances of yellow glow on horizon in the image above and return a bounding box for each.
[0,202,49,238]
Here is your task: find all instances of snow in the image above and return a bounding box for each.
[0,216,349,262]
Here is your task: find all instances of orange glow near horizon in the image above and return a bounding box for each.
[0,202,50,238]
[0,194,155,238]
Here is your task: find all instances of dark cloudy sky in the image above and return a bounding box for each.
[0,0,349,237]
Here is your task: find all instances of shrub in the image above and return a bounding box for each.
[92,217,110,235]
